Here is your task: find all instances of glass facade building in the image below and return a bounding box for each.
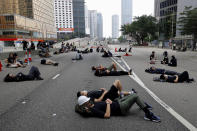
[0,0,57,46]
[72,0,85,36]
[121,0,133,26]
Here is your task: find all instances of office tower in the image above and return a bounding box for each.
[112,15,119,39]
[121,0,133,26]
[88,10,97,38]
[97,13,103,39]
[54,0,74,39]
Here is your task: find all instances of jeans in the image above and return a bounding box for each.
[117,94,146,115]
[28,66,41,79]
[178,71,189,82]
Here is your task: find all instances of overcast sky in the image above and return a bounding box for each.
[85,0,155,37]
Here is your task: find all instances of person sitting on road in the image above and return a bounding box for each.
[100,48,105,53]
[161,51,169,64]
[5,53,25,68]
[94,69,132,77]
[96,47,100,52]
[41,59,59,66]
[145,66,179,75]
[150,51,156,61]
[168,55,177,67]
[75,94,161,122]
[4,66,43,82]
[72,51,83,60]
[102,50,113,58]
[153,71,194,83]
[92,62,117,72]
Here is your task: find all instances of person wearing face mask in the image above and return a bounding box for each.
[77,80,152,110]
[75,95,160,122]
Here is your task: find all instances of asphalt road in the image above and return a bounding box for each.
[0,45,196,131]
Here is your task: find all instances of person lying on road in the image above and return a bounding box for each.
[41,59,59,66]
[153,71,194,83]
[94,68,132,77]
[75,94,161,122]
[77,80,152,109]
[145,66,179,75]
[92,62,117,72]
[4,66,43,82]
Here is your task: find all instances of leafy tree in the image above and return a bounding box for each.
[121,15,158,45]
[178,6,197,43]
[158,13,176,40]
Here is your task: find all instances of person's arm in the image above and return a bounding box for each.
[104,99,112,118]
[174,75,179,83]
[94,90,108,102]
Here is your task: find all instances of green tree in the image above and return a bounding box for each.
[178,6,197,43]
[121,15,158,45]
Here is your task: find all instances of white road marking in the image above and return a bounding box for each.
[112,57,197,131]
[52,74,60,80]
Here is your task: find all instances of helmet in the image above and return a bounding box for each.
[78,96,90,106]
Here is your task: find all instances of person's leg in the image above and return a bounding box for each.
[46,59,54,65]
[119,71,129,75]
[178,71,189,82]
[118,94,146,115]
[28,66,41,78]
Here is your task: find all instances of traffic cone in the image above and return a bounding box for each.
[124,52,132,56]
[0,60,2,71]
[24,50,28,63]
[28,50,32,62]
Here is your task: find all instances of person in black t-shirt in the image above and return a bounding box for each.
[168,55,177,67]
[76,94,161,122]
[92,62,117,72]
[145,66,179,75]
[94,69,132,77]
[4,66,43,82]
[154,71,194,83]
[77,80,136,102]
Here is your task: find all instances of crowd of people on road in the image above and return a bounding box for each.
[2,41,196,124]
[147,50,194,83]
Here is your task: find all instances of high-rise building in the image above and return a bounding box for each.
[154,0,197,37]
[112,15,119,39]
[0,0,57,46]
[97,13,103,40]
[73,0,85,36]
[54,0,74,39]
[85,5,90,35]
[121,0,133,26]
[88,10,97,38]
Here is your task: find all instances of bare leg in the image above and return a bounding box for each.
[113,80,122,92]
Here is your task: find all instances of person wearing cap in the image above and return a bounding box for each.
[77,80,137,102]
[76,93,161,122]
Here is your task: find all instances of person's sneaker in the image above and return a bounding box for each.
[120,92,124,98]
[129,69,132,75]
[144,102,153,110]
[54,63,59,66]
[131,88,137,94]
[144,112,161,123]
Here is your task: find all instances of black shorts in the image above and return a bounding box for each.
[103,85,119,101]
[41,59,46,64]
